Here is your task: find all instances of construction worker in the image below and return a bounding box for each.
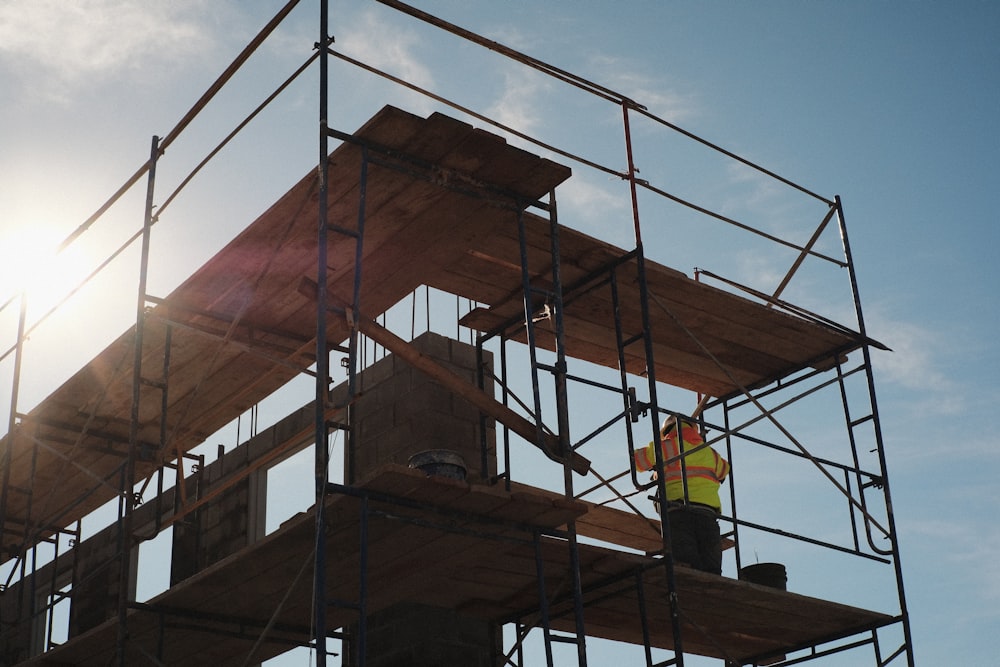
[634,415,730,574]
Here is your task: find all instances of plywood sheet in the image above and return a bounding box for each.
[452,217,864,399]
[1,106,570,555]
[25,467,893,666]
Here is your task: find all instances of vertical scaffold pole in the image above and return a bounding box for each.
[835,195,914,666]
[548,191,588,666]
[314,0,332,664]
[0,292,28,568]
[118,134,160,666]
[621,101,685,664]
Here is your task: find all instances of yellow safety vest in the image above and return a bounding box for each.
[634,423,730,510]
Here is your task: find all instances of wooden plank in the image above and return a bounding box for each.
[452,213,863,398]
[24,478,892,667]
[1,105,574,555]
[460,303,744,398]
[332,306,590,475]
[7,104,890,667]
[575,503,663,553]
[502,214,851,362]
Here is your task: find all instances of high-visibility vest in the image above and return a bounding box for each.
[634,422,730,510]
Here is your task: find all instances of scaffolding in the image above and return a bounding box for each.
[0,1,913,665]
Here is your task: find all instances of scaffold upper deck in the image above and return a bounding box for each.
[1,106,867,557]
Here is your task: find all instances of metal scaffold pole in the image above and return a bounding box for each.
[0,293,27,564]
[118,134,161,666]
[548,191,588,666]
[621,100,686,666]
[314,0,332,663]
[834,196,915,667]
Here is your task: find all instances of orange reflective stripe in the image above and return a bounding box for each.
[661,466,722,483]
[633,445,655,472]
[634,423,706,472]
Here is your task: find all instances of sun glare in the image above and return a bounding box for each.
[0,224,90,310]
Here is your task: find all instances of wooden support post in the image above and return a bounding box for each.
[299,278,590,475]
[355,311,592,476]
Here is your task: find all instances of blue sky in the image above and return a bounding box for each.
[1,1,998,665]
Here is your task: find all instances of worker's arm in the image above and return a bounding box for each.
[634,440,659,472]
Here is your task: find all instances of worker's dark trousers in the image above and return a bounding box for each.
[667,505,722,575]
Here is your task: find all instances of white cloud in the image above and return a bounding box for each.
[866,312,954,397]
[337,8,436,113]
[0,0,214,101]
[587,53,695,123]
[488,67,551,136]
[557,175,630,241]
[902,513,1000,618]
[724,161,786,211]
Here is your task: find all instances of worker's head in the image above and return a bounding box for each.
[661,415,696,437]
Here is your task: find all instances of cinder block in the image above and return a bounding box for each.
[412,331,451,361]
[450,393,486,423]
[370,375,411,412]
[351,441,380,477]
[356,408,395,442]
[407,410,476,441]
[447,337,472,365]
[355,351,396,389]
[394,381,453,422]
[372,425,411,460]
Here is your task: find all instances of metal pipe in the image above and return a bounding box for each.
[346,146,369,400]
[378,0,625,102]
[641,273,688,657]
[634,570,654,667]
[313,0,332,663]
[117,134,160,665]
[0,292,27,560]
[516,208,548,452]
[835,195,914,666]
[611,264,645,494]
[356,494,369,665]
[0,226,142,367]
[723,401,743,576]
[381,0,830,206]
[548,191,589,666]
[52,0,303,260]
[622,103,686,664]
[501,336,513,491]
[622,103,643,246]
[158,0,302,153]
[156,49,320,221]
[533,530,556,667]
[769,205,839,306]
[326,48,619,181]
[476,338,490,482]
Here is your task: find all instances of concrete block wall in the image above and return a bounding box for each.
[69,530,129,636]
[348,331,496,484]
[1,332,500,664]
[0,391,315,656]
[2,501,145,658]
[171,402,315,584]
[0,576,33,664]
[170,476,251,586]
[343,332,501,667]
[0,446,257,656]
